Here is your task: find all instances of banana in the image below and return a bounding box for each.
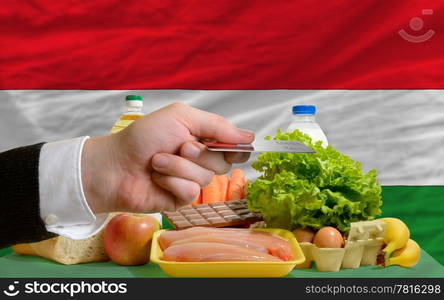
[380,218,410,262]
[386,239,421,267]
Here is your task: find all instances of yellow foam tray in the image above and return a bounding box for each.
[150,228,305,278]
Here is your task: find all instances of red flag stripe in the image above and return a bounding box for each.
[0,0,442,89]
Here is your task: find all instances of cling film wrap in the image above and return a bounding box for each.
[295,220,386,272]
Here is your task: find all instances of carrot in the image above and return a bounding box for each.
[227,168,246,201]
[202,174,229,204]
[191,190,202,206]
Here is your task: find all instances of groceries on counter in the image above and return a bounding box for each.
[151,228,305,278]
[247,129,382,232]
[245,126,419,271]
[103,213,160,266]
[163,169,251,230]
[162,199,262,230]
[294,220,386,272]
[11,214,125,265]
[11,212,161,266]
[292,217,420,271]
[287,105,328,147]
[158,227,294,262]
[159,227,294,261]
[12,231,108,265]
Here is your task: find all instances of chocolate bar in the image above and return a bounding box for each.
[162,199,263,229]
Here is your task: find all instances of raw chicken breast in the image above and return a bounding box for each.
[159,227,294,261]
[170,235,268,254]
[158,227,244,249]
[162,242,283,262]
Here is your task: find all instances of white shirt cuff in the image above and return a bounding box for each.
[39,136,108,239]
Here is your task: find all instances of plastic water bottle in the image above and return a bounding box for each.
[109,95,144,134]
[287,105,329,147]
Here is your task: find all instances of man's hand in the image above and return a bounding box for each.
[81,102,253,213]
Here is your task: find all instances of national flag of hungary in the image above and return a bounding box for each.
[0,1,443,265]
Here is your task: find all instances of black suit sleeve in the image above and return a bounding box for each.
[0,143,56,249]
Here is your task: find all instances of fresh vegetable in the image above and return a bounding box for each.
[380,217,410,262]
[191,190,202,205]
[199,169,247,204]
[292,227,315,243]
[313,226,343,248]
[202,174,229,203]
[227,169,247,200]
[247,129,382,232]
[386,239,420,267]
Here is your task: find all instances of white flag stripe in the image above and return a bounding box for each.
[1,90,443,185]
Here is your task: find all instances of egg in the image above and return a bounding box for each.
[293,227,315,243]
[313,226,344,248]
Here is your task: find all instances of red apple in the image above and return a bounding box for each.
[103,213,160,265]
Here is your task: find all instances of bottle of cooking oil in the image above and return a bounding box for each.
[109,95,144,134]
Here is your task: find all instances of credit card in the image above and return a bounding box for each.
[203,140,315,153]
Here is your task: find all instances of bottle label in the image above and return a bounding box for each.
[119,115,143,121]
[109,115,144,134]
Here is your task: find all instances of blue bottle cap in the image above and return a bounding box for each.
[292,105,316,115]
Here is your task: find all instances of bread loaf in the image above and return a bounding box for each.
[12,231,109,265]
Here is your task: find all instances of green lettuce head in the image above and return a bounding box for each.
[246,130,382,232]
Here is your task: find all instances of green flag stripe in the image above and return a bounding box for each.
[381,186,444,266]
